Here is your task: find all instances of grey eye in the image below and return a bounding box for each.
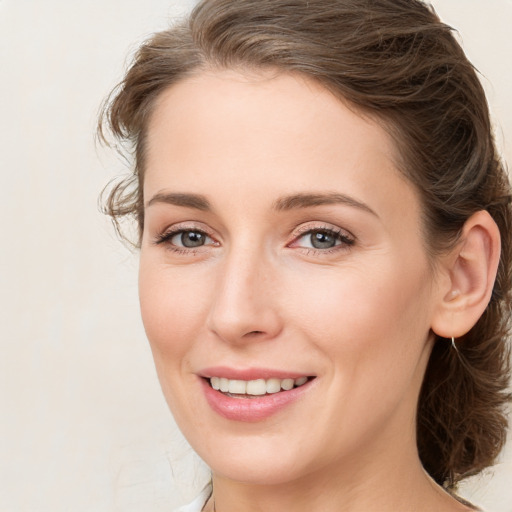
[292,228,354,251]
[172,231,209,248]
[309,231,339,249]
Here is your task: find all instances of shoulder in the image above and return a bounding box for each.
[173,484,212,512]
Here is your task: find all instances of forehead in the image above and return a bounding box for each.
[144,69,416,222]
[147,69,390,155]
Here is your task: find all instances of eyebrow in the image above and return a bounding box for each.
[145,191,378,217]
[273,192,378,217]
[145,192,211,210]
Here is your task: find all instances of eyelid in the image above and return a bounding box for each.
[152,221,219,247]
[288,223,355,251]
[292,222,355,240]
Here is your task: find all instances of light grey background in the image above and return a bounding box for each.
[0,1,511,511]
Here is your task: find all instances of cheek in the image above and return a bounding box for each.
[138,258,207,364]
[138,257,214,427]
[286,260,434,436]
[287,258,433,365]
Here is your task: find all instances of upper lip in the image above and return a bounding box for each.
[199,366,313,381]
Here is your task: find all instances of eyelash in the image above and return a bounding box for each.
[153,226,216,254]
[152,224,355,255]
[291,225,355,255]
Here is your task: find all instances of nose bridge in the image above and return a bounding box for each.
[207,238,281,343]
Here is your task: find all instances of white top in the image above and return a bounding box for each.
[173,484,212,512]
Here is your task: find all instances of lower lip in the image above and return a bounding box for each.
[201,378,314,422]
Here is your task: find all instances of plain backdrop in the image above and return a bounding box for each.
[0,1,511,511]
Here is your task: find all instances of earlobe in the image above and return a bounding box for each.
[431,210,501,339]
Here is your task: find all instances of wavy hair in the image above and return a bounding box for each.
[99,0,512,489]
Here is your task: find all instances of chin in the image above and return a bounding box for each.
[191,432,326,486]
[209,457,309,486]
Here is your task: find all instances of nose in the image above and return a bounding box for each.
[206,247,283,345]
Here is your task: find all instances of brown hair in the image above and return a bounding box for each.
[99,0,512,490]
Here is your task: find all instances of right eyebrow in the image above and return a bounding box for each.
[272,192,378,218]
[145,192,211,211]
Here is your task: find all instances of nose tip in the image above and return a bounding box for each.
[206,258,282,345]
[207,294,282,344]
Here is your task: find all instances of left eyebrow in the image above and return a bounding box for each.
[273,192,378,217]
[145,192,211,211]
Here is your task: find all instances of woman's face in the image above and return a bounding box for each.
[139,70,441,485]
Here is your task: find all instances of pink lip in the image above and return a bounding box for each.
[200,374,315,423]
[199,366,309,380]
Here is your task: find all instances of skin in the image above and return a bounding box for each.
[139,69,474,511]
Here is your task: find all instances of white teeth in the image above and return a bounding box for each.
[209,376,310,394]
[211,376,221,390]
[281,378,294,391]
[219,377,229,392]
[246,379,266,395]
[228,379,247,394]
[266,378,281,394]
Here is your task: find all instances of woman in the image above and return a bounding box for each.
[99,0,512,510]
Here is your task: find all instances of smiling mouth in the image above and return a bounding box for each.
[207,376,314,398]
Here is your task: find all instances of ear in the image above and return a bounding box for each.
[431,210,501,339]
